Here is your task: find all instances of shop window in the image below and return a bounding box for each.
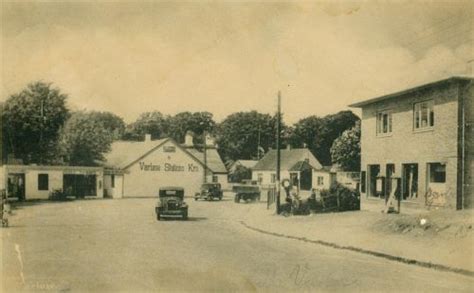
[317,176,324,186]
[38,174,49,191]
[270,174,276,183]
[111,175,115,188]
[376,110,392,136]
[414,100,434,130]
[429,163,446,183]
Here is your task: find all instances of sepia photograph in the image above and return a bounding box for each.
[1,0,473,291]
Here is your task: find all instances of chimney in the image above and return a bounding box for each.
[144,134,152,142]
[205,133,215,147]
[184,131,194,147]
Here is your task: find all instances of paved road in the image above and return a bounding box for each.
[1,197,473,292]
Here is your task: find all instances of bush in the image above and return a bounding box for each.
[319,183,360,212]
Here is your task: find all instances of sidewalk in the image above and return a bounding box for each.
[241,202,474,274]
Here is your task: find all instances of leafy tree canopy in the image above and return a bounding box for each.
[330,121,361,171]
[59,111,113,166]
[122,111,170,141]
[216,111,287,162]
[88,111,126,140]
[289,110,359,165]
[2,81,69,164]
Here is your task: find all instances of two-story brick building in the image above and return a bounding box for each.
[350,76,473,210]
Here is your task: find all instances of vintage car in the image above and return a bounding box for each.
[233,184,261,203]
[194,183,223,201]
[155,187,188,220]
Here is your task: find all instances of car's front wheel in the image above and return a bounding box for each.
[157,213,161,221]
[182,210,188,220]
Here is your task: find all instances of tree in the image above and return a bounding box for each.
[216,111,284,161]
[330,121,361,171]
[122,111,170,141]
[89,111,125,140]
[59,111,113,166]
[2,82,70,164]
[289,111,359,165]
[168,111,216,144]
[229,165,252,183]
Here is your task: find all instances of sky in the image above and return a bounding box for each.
[1,1,473,124]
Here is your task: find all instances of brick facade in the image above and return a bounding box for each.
[350,77,473,210]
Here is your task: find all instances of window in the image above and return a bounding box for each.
[376,110,392,135]
[38,174,49,191]
[111,175,115,188]
[317,176,324,186]
[257,173,263,184]
[428,163,446,183]
[270,174,276,183]
[164,146,176,153]
[414,100,434,130]
[212,175,218,183]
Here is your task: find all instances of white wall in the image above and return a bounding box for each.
[122,141,205,197]
[312,171,334,191]
[25,170,63,199]
[252,170,292,186]
[96,172,104,198]
[207,174,229,190]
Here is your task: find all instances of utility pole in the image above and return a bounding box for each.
[276,91,281,214]
[257,126,261,160]
[203,131,207,184]
[39,99,44,164]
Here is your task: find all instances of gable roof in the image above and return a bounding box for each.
[103,138,169,169]
[349,76,473,108]
[289,160,313,171]
[253,148,322,171]
[185,148,228,174]
[104,138,227,174]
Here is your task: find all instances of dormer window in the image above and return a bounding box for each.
[414,100,434,130]
[376,110,392,136]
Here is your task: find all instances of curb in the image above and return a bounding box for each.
[240,221,474,278]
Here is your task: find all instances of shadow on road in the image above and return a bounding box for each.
[160,217,208,222]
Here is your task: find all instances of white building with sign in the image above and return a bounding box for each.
[103,133,227,198]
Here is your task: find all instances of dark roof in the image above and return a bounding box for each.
[253,148,322,171]
[289,160,313,171]
[349,76,473,108]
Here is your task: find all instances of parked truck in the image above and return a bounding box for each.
[233,184,261,203]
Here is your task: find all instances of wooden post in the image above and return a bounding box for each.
[276,91,281,214]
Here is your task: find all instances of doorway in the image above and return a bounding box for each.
[368,165,380,197]
[402,164,418,200]
[385,164,395,197]
[7,173,25,200]
[300,169,312,191]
